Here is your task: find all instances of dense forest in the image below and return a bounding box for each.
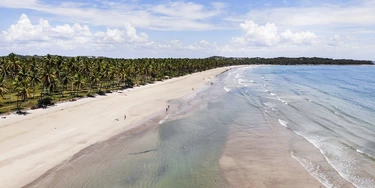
[211,56,373,65]
[0,53,372,114]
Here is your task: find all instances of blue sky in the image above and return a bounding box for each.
[0,0,374,60]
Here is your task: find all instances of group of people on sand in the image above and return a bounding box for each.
[166,105,170,112]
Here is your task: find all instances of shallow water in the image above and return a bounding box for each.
[234,65,375,187]
[26,65,375,188]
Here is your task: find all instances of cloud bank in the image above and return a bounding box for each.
[1,14,148,51]
[232,20,317,47]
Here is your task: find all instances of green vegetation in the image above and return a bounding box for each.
[0,53,372,114]
[210,56,373,65]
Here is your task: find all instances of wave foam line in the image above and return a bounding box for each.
[223,87,231,92]
[278,119,288,128]
[291,152,334,188]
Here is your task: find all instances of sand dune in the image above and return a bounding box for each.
[0,67,228,188]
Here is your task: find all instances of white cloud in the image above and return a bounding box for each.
[188,40,219,52]
[326,34,360,48]
[200,40,210,46]
[0,14,148,51]
[150,2,219,20]
[2,14,367,59]
[225,1,375,34]
[280,30,317,45]
[233,1,374,25]
[95,29,125,43]
[170,40,183,46]
[123,22,149,42]
[329,34,341,46]
[136,39,219,56]
[239,21,279,46]
[0,1,225,31]
[1,14,51,41]
[232,20,317,47]
[0,0,37,8]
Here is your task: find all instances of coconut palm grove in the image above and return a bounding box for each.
[0,53,371,114]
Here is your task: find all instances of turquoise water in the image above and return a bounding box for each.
[27,65,375,188]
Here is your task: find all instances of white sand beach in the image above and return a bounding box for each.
[0,67,227,188]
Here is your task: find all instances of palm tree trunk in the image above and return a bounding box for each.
[33,87,36,99]
[59,85,63,101]
[7,81,12,100]
[88,83,92,95]
[16,95,20,112]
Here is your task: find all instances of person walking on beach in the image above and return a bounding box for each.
[124,115,126,120]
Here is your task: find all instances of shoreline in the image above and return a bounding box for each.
[218,119,354,187]
[218,116,324,187]
[0,67,230,188]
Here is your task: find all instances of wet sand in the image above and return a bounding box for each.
[219,118,353,188]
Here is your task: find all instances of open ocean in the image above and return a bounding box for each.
[28,65,375,188]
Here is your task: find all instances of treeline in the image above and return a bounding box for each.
[0,53,372,114]
[0,53,238,113]
[217,56,373,65]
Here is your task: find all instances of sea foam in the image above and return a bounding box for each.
[291,152,334,188]
[223,87,231,92]
[278,119,288,128]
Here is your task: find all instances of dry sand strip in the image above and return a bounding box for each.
[0,67,229,188]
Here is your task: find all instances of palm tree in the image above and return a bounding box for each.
[29,71,41,99]
[7,53,21,79]
[88,72,100,95]
[55,56,65,94]
[17,63,30,82]
[59,69,70,99]
[0,76,7,99]
[73,73,85,98]
[108,69,117,91]
[119,69,127,88]
[102,62,111,91]
[40,65,57,98]
[15,80,31,102]
[6,53,21,100]
[28,57,41,98]
[14,79,31,111]
[68,57,80,73]
[44,54,55,69]
[0,57,6,78]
